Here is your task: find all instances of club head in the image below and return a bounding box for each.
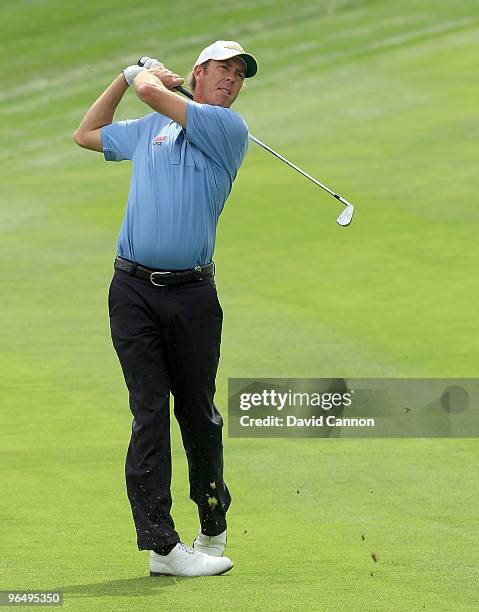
[336,204,354,226]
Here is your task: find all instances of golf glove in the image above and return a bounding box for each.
[123,56,163,86]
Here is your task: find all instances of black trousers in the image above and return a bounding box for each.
[108,267,231,551]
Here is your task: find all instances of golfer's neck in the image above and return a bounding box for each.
[193,91,207,104]
[192,93,232,109]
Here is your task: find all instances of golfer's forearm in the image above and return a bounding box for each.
[74,74,128,150]
[135,73,187,128]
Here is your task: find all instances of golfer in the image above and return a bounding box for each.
[74,41,257,577]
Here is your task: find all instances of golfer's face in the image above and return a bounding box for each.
[201,58,246,107]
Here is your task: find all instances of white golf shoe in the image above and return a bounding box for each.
[149,542,233,577]
[192,529,227,557]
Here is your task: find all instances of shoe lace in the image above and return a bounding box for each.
[178,543,195,555]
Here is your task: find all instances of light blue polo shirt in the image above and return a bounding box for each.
[101,100,248,270]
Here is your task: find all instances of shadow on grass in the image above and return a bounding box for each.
[62,575,194,599]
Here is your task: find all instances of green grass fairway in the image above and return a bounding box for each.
[1,0,479,610]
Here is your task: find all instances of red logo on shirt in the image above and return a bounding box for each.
[153,135,168,145]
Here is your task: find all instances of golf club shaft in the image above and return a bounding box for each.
[173,86,352,209]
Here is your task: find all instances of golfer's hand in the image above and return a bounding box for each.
[147,66,184,90]
[122,56,162,86]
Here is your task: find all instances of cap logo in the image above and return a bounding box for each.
[223,43,244,52]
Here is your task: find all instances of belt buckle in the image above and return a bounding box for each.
[150,271,170,286]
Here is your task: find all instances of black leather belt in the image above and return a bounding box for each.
[114,256,215,286]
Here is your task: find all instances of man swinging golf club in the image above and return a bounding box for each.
[74,40,258,577]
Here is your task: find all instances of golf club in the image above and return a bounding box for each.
[138,60,355,226]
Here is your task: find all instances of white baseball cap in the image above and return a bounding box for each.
[194,40,258,78]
